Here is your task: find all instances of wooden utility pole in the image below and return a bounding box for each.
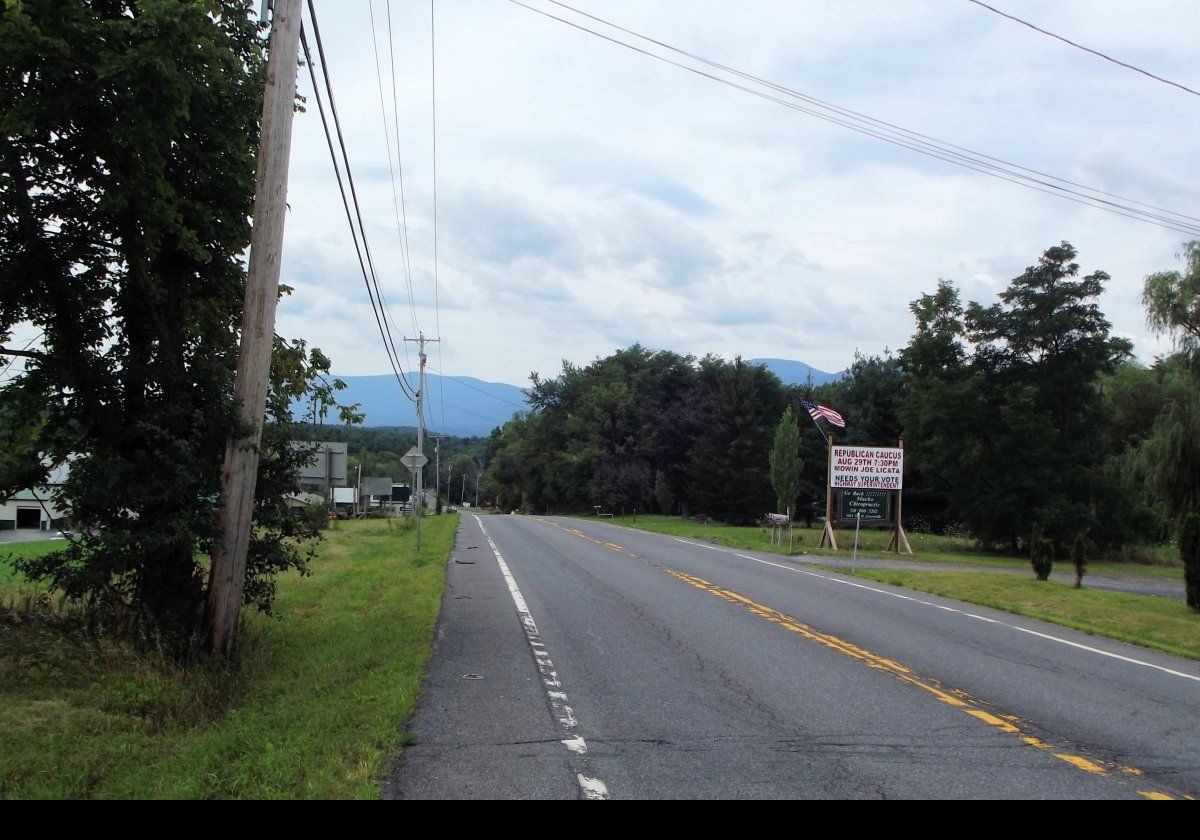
[207,0,302,657]
[405,333,438,548]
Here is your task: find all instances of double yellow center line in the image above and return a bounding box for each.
[535,517,1186,801]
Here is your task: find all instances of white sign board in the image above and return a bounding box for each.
[831,446,903,490]
[333,487,357,504]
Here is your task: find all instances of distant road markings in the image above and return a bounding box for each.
[641,538,1200,686]
[537,517,1182,800]
[474,515,609,800]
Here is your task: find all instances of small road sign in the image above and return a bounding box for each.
[400,446,428,471]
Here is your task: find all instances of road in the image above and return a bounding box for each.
[384,514,1200,800]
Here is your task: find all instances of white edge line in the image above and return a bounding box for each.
[473,515,610,798]
[717,555,1200,684]
[595,522,1200,684]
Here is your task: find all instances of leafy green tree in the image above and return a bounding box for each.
[685,356,786,524]
[0,2,353,653]
[900,245,1131,550]
[1137,242,1200,609]
[768,406,802,517]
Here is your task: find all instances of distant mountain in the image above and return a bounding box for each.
[299,373,527,437]
[749,358,845,387]
[308,360,839,435]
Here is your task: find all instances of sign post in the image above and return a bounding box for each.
[884,438,913,555]
[819,435,838,550]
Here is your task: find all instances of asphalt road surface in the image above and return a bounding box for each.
[384,514,1200,800]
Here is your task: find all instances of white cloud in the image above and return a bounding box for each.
[277,0,1200,384]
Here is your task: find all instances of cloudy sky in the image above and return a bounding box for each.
[276,0,1200,387]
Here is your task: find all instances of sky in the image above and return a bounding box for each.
[275,0,1200,387]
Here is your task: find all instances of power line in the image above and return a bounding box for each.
[966,0,1200,99]
[0,330,43,382]
[367,0,420,335]
[302,5,417,402]
[386,0,419,335]
[509,0,1200,238]
[431,365,528,409]
[430,0,448,435]
[545,0,1200,229]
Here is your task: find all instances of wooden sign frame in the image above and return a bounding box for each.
[819,436,913,555]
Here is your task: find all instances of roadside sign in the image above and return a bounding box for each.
[399,446,428,471]
[837,488,892,525]
[831,445,903,490]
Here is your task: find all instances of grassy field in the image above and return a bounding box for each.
[835,568,1200,661]
[0,515,456,799]
[599,514,1183,579]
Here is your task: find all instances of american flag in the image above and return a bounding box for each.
[801,399,846,429]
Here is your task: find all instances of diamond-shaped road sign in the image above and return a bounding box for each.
[399,446,428,471]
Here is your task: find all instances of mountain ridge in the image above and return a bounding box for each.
[317,358,844,435]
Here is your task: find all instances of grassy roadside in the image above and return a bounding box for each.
[598,514,1183,579]
[828,568,1200,661]
[0,515,457,799]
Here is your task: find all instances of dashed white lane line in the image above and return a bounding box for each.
[577,775,609,800]
[662,535,1200,685]
[474,515,609,800]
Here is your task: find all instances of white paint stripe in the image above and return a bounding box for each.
[577,775,609,800]
[607,524,1200,685]
[716,551,1200,684]
[473,515,610,799]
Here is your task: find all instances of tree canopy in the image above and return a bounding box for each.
[0,1,353,653]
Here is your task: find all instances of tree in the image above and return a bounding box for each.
[1137,242,1200,609]
[685,357,786,524]
[0,2,353,654]
[768,406,802,517]
[898,245,1131,550]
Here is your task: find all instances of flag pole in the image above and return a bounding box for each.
[819,433,838,550]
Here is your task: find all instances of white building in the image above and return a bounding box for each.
[0,462,70,533]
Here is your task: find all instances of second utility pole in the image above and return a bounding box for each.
[405,332,438,548]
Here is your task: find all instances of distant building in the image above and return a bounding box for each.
[291,441,348,501]
[0,462,70,532]
[361,477,393,509]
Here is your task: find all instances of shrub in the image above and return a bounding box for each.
[1179,512,1200,612]
[1070,533,1088,589]
[1031,523,1054,581]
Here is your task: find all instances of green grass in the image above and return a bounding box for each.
[597,514,1183,579]
[0,516,456,799]
[0,539,64,589]
[830,568,1200,661]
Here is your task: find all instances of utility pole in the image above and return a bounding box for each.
[474,471,480,508]
[461,472,467,506]
[405,333,438,547]
[431,434,444,511]
[207,0,302,658]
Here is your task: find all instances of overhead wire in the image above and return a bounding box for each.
[509,0,1200,238]
[431,366,528,410]
[545,0,1200,229]
[430,0,448,434]
[301,5,417,402]
[385,0,421,383]
[367,0,420,336]
[966,0,1200,99]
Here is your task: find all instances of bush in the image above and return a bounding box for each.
[1070,533,1088,589]
[1180,512,1200,612]
[1031,523,1054,581]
